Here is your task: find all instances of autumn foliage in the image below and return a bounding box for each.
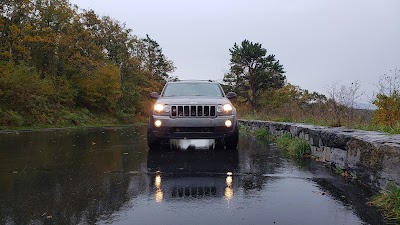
[0,0,174,127]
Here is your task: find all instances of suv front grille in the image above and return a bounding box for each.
[171,105,216,117]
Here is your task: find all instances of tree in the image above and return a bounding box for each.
[373,69,400,127]
[326,80,363,126]
[261,83,326,109]
[224,40,285,110]
[133,34,175,82]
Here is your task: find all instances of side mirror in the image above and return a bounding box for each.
[150,92,160,99]
[226,92,237,99]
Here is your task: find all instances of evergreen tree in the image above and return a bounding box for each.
[224,40,285,110]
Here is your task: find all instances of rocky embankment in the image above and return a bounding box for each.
[239,120,400,191]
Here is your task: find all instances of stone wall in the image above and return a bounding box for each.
[239,119,400,191]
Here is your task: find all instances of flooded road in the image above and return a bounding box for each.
[0,126,386,225]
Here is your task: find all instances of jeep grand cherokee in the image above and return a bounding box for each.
[147,80,238,150]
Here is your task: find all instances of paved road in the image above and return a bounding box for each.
[0,126,386,225]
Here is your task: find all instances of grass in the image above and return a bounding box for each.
[254,128,276,142]
[276,133,292,149]
[0,111,147,131]
[275,134,311,159]
[370,182,400,223]
[238,124,251,134]
[353,124,400,135]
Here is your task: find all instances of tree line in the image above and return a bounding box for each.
[0,0,174,127]
[223,40,400,133]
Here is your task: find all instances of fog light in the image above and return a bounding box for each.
[155,120,162,127]
[225,120,232,127]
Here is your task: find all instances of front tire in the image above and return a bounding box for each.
[147,128,161,150]
[224,124,239,150]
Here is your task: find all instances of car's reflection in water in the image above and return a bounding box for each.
[147,148,239,202]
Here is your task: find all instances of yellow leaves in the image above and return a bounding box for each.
[23,35,48,44]
[373,93,400,127]
[9,24,21,37]
[261,83,302,109]
[77,63,122,111]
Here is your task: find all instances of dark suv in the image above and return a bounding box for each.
[147,80,238,150]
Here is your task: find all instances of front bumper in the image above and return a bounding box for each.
[150,115,237,139]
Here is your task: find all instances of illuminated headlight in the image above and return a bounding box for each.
[225,120,232,127]
[154,104,170,113]
[154,120,162,127]
[223,104,233,112]
[217,104,233,113]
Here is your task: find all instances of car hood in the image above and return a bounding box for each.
[156,97,232,105]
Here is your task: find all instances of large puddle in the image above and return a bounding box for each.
[0,126,386,225]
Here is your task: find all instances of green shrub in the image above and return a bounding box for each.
[115,110,135,123]
[255,128,275,142]
[276,134,310,159]
[0,109,24,127]
[239,124,251,134]
[276,134,292,149]
[288,138,311,158]
[61,109,92,126]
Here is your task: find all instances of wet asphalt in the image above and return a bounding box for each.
[0,126,387,225]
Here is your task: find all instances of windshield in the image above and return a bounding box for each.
[162,83,224,97]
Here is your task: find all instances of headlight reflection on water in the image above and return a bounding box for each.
[225,172,233,200]
[155,175,162,189]
[155,174,163,203]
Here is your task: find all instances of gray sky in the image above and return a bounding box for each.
[70,0,400,106]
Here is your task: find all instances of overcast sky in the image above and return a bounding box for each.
[69,0,400,106]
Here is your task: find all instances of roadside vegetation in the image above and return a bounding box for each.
[254,127,275,143]
[370,182,400,223]
[0,0,174,129]
[245,126,310,160]
[275,134,311,159]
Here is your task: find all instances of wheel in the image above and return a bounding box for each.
[224,124,239,150]
[147,128,162,150]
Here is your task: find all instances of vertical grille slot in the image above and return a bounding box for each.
[210,106,216,116]
[178,106,183,116]
[190,106,196,116]
[184,106,190,116]
[197,106,203,116]
[204,106,209,116]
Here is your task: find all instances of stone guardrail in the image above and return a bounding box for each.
[238,119,400,191]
